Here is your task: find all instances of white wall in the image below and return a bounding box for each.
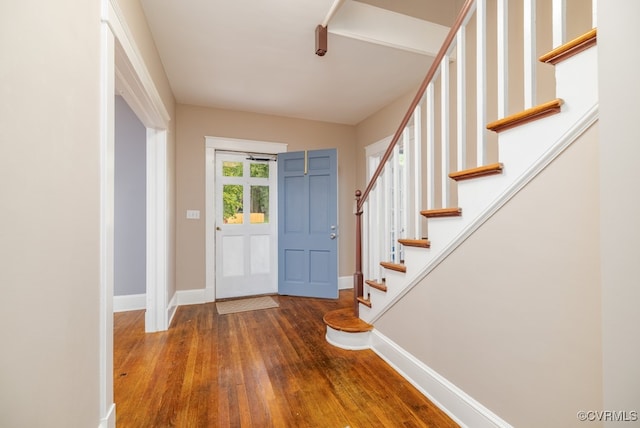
[115,95,146,296]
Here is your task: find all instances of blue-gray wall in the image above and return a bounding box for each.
[114,95,146,296]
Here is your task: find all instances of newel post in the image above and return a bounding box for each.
[353,190,363,316]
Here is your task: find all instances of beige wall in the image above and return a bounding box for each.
[175,104,357,291]
[0,0,177,425]
[598,0,640,423]
[354,91,416,192]
[0,1,102,426]
[376,124,602,428]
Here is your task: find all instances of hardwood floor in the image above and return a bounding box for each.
[114,290,458,427]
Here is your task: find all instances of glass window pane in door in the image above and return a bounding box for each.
[223,184,243,223]
[250,185,269,223]
[222,161,243,177]
[250,163,269,178]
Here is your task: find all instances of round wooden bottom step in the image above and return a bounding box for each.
[323,308,373,350]
[323,308,373,332]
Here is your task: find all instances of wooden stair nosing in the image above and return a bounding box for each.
[539,28,597,65]
[398,238,431,248]
[356,296,372,308]
[486,99,564,133]
[380,261,407,273]
[323,308,373,332]
[365,279,387,292]
[421,207,462,218]
[449,162,503,181]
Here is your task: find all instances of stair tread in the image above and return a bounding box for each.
[486,99,563,133]
[449,162,503,181]
[366,279,387,292]
[380,261,407,273]
[398,238,431,248]
[421,207,462,218]
[356,296,372,308]
[323,308,373,332]
[539,28,597,65]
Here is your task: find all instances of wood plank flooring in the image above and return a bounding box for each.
[114,290,459,428]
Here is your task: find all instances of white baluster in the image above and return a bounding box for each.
[413,104,422,237]
[441,54,450,208]
[497,0,508,118]
[524,0,536,109]
[476,0,487,166]
[382,164,392,263]
[392,143,401,262]
[362,199,370,280]
[552,0,567,48]
[456,27,467,172]
[426,83,436,210]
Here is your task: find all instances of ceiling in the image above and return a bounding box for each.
[140,0,462,125]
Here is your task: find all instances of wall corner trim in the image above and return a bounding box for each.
[98,402,116,428]
[370,330,514,428]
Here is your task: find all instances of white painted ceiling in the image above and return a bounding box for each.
[140,0,460,125]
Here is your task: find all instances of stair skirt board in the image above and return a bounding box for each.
[370,330,514,428]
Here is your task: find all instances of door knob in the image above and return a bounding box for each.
[330,233,337,240]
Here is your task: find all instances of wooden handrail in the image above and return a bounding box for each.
[353,0,478,315]
[357,0,477,212]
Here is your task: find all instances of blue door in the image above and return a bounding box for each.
[278,149,338,298]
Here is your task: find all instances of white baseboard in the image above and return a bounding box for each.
[113,294,146,312]
[339,275,352,290]
[370,330,513,428]
[176,288,207,305]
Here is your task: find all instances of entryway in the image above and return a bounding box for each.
[205,138,339,301]
[214,152,277,298]
[205,137,288,301]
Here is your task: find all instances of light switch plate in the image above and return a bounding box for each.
[186,210,200,219]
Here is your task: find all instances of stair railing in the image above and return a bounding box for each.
[353,0,597,315]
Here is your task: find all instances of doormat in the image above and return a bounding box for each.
[216,296,279,315]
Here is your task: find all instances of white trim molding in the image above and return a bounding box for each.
[146,129,169,332]
[101,0,172,423]
[370,330,514,428]
[105,0,169,129]
[99,5,116,425]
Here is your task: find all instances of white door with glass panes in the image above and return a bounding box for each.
[215,152,277,298]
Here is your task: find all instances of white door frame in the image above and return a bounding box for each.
[205,137,288,302]
[100,0,170,426]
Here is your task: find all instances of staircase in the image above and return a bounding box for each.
[324,0,599,349]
